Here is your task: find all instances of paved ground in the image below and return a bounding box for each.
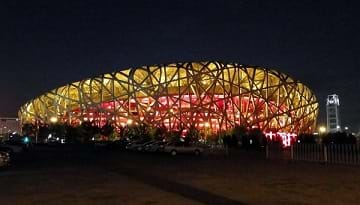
[0,145,359,205]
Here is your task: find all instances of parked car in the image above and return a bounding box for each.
[137,141,156,152]
[125,141,145,151]
[0,151,10,167]
[107,139,130,150]
[0,146,12,154]
[47,137,66,145]
[0,142,23,153]
[144,141,167,152]
[93,141,109,148]
[163,142,204,156]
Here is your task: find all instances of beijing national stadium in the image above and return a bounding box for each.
[18,61,319,134]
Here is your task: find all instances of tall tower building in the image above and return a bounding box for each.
[326,94,341,132]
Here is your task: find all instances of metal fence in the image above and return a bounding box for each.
[292,144,325,162]
[267,144,360,165]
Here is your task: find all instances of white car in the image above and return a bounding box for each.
[136,141,156,152]
[144,141,167,152]
[126,141,151,151]
[163,142,204,156]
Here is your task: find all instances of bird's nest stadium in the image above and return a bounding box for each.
[19,61,319,134]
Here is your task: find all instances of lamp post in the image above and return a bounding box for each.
[318,126,326,144]
[48,116,58,144]
[203,122,210,142]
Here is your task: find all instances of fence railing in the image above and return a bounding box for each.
[293,144,325,162]
[267,144,360,165]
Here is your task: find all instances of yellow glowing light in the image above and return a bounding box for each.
[18,61,318,134]
[319,126,326,133]
[50,116,58,123]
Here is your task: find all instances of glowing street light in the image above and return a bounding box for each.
[50,116,58,123]
[127,119,133,125]
[319,126,326,134]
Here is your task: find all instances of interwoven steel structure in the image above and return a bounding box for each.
[19,61,318,133]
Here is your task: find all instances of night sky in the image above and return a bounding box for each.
[1,0,359,131]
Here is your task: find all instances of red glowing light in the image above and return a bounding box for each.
[67,93,301,134]
[265,131,297,147]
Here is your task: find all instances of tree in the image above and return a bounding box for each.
[125,123,151,142]
[247,128,266,149]
[65,121,100,143]
[38,124,50,142]
[149,124,167,141]
[136,123,151,141]
[50,123,67,138]
[22,123,36,136]
[206,133,221,145]
[322,132,357,144]
[231,125,247,146]
[185,124,200,145]
[297,133,316,144]
[100,122,114,137]
[166,130,182,143]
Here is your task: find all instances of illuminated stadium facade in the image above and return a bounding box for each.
[19,61,319,134]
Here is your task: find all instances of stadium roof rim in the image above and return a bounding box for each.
[19,61,312,109]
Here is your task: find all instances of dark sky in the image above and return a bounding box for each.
[1,0,359,131]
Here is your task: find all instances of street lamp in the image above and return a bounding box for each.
[319,126,326,134]
[50,116,58,123]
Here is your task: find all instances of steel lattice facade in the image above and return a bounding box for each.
[19,61,318,134]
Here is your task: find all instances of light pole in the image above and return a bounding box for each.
[204,122,210,142]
